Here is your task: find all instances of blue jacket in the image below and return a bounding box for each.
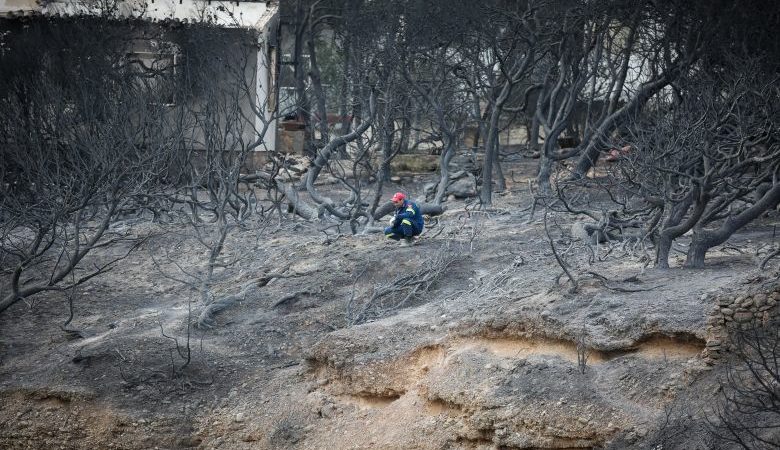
[394,200,424,232]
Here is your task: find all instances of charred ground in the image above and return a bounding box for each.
[1,160,779,450]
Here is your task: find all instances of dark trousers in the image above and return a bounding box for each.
[384,220,420,241]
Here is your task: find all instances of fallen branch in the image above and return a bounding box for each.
[544,209,578,293]
[272,287,319,308]
[196,264,301,329]
[760,247,780,270]
[346,245,460,325]
[584,271,660,293]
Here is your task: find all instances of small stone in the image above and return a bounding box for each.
[234,413,245,423]
[734,312,753,323]
[720,308,734,316]
[740,298,754,308]
[178,437,202,447]
[706,340,722,347]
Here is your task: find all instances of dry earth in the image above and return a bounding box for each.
[1,157,779,449]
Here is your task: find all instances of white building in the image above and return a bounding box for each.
[1,0,279,158]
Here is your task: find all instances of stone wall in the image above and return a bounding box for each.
[703,284,780,364]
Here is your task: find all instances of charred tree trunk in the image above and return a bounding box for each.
[685,184,780,268]
[655,187,709,268]
[433,135,456,205]
[292,0,315,158]
[480,82,511,206]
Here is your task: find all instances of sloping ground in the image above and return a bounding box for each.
[0,177,778,449]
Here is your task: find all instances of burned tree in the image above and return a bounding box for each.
[0,17,181,314]
[142,22,282,329]
[620,57,779,268]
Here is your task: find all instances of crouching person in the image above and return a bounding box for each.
[384,192,424,245]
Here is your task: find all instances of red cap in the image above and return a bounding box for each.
[391,192,406,202]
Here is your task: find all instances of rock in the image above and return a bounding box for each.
[234,413,245,423]
[446,173,477,198]
[177,437,202,447]
[319,403,338,418]
[740,298,754,308]
[717,296,732,306]
[720,308,734,316]
[754,293,767,307]
[390,176,401,182]
[734,312,753,323]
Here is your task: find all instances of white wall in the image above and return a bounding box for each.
[37,0,272,28]
[0,0,37,15]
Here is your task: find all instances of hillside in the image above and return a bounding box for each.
[1,161,779,450]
